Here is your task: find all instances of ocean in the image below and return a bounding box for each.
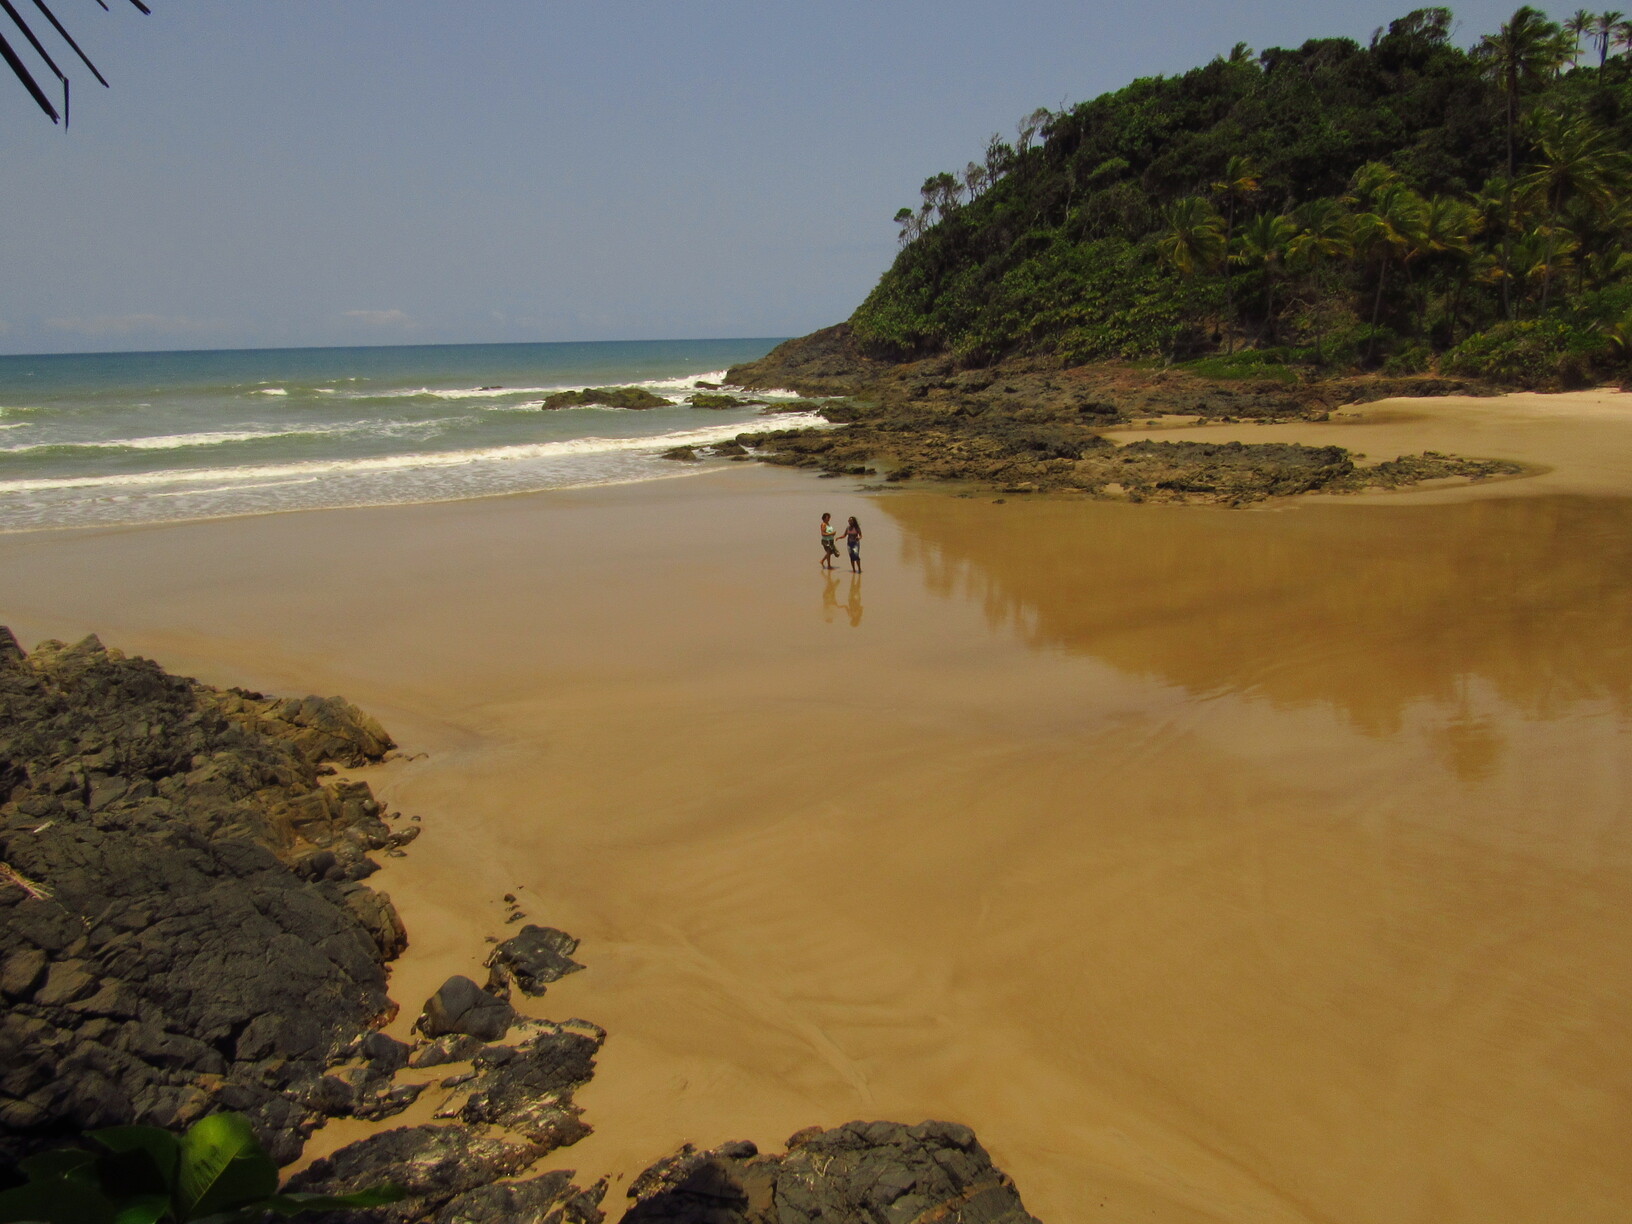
[0,338,813,531]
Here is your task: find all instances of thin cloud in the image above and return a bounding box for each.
[45,314,213,336]
[344,309,413,327]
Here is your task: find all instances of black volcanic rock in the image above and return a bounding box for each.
[485,923,584,997]
[287,1123,607,1224]
[0,630,410,1164]
[432,1021,604,1149]
[415,975,516,1042]
[621,1120,1041,1224]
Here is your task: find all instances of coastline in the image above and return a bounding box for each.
[3,396,1631,1223]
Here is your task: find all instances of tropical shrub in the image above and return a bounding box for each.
[0,1113,399,1224]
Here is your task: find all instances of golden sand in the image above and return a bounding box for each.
[2,390,1630,1223]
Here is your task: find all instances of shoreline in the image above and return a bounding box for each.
[3,384,1628,544]
[3,397,1631,1223]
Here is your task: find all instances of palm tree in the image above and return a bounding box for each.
[1593,9,1626,63]
[1210,155,1263,351]
[1474,7,1569,317]
[1235,212,1296,344]
[1565,8,1595,62]
[1156,197,1226,360]
[1414,195,1481,339]
[1286,198,1354,364]
[3,0,147,124]
[1349,168,1429,360]
[1518,112,1630,306]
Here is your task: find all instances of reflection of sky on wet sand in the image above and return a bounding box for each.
[883,494,1632,739]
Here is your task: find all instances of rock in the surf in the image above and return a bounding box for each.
[541,387,670,410]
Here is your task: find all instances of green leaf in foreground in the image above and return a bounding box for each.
[2,1112,401,1223]
[176,1114,278,1220]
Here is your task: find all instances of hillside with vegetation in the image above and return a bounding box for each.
[849,6,1632,387]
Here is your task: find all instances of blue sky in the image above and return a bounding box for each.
[2,1,1538,354]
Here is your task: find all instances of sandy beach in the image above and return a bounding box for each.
[3,389,1630,1224]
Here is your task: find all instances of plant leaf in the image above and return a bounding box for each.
[0,1179,118,1224]
[16,1149,97,1183]
[176,1115,275,1221]
[91,1129,182,1201]
[111,1194,172,1224]
[92,1127,182,1190]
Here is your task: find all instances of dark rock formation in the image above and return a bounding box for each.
[293,1022,607,1221]
[0,631,414,1164]
[685,393,761,409]
[289,1123,607,1224]
[723,327,1513,502]
[542,388,670,411]
[416,976,516,1042]
[431,1020,603,1149]
[661,446,700,462]
[485,924,584,997]
[620,1121,1040,1224]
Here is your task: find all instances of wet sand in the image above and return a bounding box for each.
[2,391,1630,1223]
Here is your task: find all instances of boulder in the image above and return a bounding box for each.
[485,924,584,997]
[685,393,750,409]
[416,976,516,1042]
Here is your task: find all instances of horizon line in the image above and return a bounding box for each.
[0,335,796,362]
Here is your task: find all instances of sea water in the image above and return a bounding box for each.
[0,338,813,530]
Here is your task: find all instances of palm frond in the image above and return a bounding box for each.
[5,0,146,124]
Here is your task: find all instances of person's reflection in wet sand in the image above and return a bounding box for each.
[846,576,864,627]
[821,570,840,623]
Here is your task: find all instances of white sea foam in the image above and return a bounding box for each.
[360,369,743,402]
[0,429,286,454]
[364,384,581,401]
[253,388,289,396]
[0,413,828,493]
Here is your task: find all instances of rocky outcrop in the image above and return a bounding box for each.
[725,330,1512,502]
[542,388,670,411]
[288,1124,607,1224]
[684,393,762,409]
[620,1121,1041,1224]
[485,924,584,997]
[0,631,415,1164]
[291,1020,607,1222]
[430,1020,602,1148]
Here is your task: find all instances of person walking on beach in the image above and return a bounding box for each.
[820,512,839,569]
[843,516,862,573]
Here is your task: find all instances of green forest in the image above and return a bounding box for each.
[852,7,1632,385]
